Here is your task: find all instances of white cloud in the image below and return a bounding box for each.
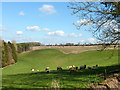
[88,38,96,43]
[26,26,41,31]
[26,26,51,32]
[80,40,85,43]
[19,11,24,16]
[48,31,83,38]
[39,5,56,15]
[0,24,6,31]
[42,28,50,31]
[34,41,40,42]
[16,31,23,35]
[7,40,11,42]
[76,19,93,25]
[68,33,82,37]
[55,31,64,36]
[48,30,65,36]
[48,32,54,35]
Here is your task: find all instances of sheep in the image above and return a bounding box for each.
[45,67,50,73]
[88,66,92,69]
[70,67,78,73]
[57,66,62,70]
[75,66,78,70]
[67,65,78,69]
[37,69,39,71]
[67,66,72,69]
[46,69,50,73]
[93,64,98,68]
[67,66,73,70]
[72,65,76,68]
[45,67,49,70]
[31,68,34,72]
[80,65,86,70]
[67,65,75,68]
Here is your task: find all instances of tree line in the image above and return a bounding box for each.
[2,40,17,67]
[46,43,119,47]
[17,42,42,53]
[1,41,42,68]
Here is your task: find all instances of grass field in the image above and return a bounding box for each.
[2,49,119,89]
[31,45,116,54]
[32,46,99,54]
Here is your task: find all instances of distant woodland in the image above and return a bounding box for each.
[1,41,41,68]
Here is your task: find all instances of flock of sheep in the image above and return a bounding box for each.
[31,64,98,73]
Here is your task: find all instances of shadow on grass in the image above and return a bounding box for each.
[2,64,120,89]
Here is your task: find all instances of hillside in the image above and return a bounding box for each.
[2,49,119,89]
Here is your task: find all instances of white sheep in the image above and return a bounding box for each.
[31,68,34,72]
[46,67,50,70]
[67,66,72,69]
[72,65,75,67]
[37,69,39,71]
[45,67,50,73]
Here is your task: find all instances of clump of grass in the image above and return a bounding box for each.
[51,79,60,89]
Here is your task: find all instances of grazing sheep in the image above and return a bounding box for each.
[70,67,78,73]
[37,69,39,71]
[67,66,73,70]
[45,67,50,73]
[88,66,92,69]
[57,66,62,70]
[76,67,78,70]
[67,65,76,69]
[67,66,72,68]
[31,68,34,72]
[45,67,49,70]
[72,65,76,68]
[80,65,86,70]
[46,69,50,73]
[93,64,98,68]
[67,65,78,74]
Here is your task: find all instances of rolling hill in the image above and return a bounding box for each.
[2,49,119,89]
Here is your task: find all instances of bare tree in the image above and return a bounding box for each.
[68,1,120,49]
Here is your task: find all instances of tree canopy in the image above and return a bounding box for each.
[68,1,120,47]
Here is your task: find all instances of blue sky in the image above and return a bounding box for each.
[1,2,97,45]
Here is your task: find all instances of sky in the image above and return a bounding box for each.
[1,2,97,45]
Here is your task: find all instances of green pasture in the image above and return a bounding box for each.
[56,46,98,53]
[2,49,119,89]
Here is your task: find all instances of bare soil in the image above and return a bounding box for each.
[89,72,120,89]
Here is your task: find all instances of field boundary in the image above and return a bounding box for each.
[31,46,116,54]
[0,63,17,69]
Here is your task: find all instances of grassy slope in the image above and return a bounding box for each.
[56,46,98,53]
[2,49,119,88]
